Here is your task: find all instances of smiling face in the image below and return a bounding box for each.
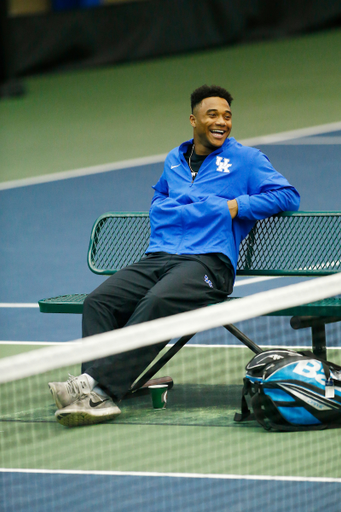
[189,96,232,155]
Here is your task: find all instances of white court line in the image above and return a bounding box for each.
[0,276,284,308]
[0,153,167,191]
[0,341,340,350]
[273,136,341,145]
[0,468,340,483]
[1,121,341,191]
[234,276,281,287]
[0,303,38,308]
[240,121,341,146]
[185,344,341,350]
[0,341,67,345]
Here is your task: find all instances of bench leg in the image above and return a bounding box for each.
[311,324,327,360]
[123,376,174,399]
[125,323,263,399]
[223,324,262,355]
[290,316,332,360]
[124,333,196,398]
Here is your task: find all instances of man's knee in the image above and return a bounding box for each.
[82,289,121,336]
[83,291,101,316]
[128,289,174,324]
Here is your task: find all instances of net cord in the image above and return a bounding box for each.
[1,273,341,384]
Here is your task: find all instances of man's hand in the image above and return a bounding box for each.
[227,199,238,219]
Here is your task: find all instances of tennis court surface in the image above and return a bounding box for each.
[1,125,341,511]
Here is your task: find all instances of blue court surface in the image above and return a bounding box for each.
[1,127,341,343]
[1,126,341,512]
[1,471,340,512]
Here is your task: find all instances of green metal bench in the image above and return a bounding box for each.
[39,211,341,364]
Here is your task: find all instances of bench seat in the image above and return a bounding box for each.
[38,294,341,318]
[38,294,87,314]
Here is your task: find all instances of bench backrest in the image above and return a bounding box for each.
[87,211,341,276]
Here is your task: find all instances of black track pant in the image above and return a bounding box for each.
[82,252,233,401]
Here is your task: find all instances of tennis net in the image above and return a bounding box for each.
[1,274,341,512]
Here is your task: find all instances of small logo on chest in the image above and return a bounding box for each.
[216,156,232,173]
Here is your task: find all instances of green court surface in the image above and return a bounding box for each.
[1,25,341,507]
[1,28,341,183]
[1,345,341,477]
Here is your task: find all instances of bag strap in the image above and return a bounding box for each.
[234,379,255,422]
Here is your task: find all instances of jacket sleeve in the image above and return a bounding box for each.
[150,168,182,208]
[236,152,300,221]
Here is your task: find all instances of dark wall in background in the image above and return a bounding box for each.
[4,0,341,78]
[0,0,9,82]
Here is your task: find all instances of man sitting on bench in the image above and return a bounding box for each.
[48,84,300,427]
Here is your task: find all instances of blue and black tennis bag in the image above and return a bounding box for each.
[235,349,341,431]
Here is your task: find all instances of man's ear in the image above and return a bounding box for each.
[189,114,196,128]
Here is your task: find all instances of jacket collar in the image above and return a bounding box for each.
[179,137,235,157]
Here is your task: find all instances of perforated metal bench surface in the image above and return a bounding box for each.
[38,211,341,315]
[38,294,87,314]
[86,211,341,277]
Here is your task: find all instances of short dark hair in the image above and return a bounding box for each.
[191,85,233,113]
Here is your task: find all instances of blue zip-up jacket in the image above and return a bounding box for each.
[146,137,300,276]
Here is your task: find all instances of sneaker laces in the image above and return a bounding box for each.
[66,374,89,399]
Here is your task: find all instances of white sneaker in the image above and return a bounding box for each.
[48,374,91,409]
[55,391,121,427]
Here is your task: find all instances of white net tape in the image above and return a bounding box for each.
[1,273,341,383]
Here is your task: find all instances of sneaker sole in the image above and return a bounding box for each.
[55,408,121,427]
